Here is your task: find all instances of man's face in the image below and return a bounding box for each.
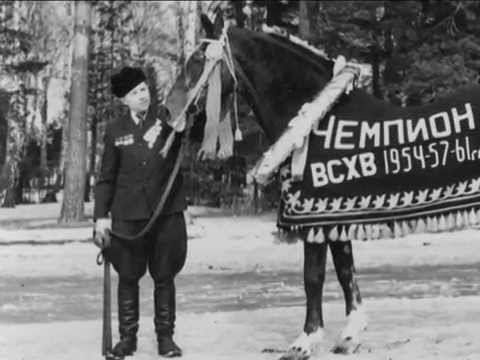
[120,81,151,113]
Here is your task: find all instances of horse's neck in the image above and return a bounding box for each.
[238,52,331,142]
[227,28,334,142]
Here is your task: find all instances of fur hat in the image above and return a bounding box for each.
[110,67,146,98]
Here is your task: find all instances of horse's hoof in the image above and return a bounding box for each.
[279,330,323,360]
[332,306,367,354]
[331,336,361,354]
[278,349,310,360]
[105,353,124,360]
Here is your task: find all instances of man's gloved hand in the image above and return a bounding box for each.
[93,217,112,249]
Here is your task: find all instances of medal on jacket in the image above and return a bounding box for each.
[143,119,162,148]
[115,134,134,146]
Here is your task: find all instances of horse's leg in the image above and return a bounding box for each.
[281,241,327,360]
[329,241,367,354]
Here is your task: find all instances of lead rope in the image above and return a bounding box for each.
[108,137,186,242]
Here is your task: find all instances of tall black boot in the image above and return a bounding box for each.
[112,281,139,358]
[154,280,182,357]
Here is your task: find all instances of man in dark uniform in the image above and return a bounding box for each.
[93,67,187,358]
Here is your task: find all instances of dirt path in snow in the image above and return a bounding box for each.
[2,262,480,323]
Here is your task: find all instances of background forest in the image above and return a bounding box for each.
[0,0,479,222]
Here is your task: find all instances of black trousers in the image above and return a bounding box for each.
[108,212,187,337]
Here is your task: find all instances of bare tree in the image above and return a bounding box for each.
[60,1,91,222]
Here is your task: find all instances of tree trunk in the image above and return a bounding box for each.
[60,1,91,223]
[60,110,69,175]
[253,180,258,214]
[2,90,24,208]
[298,1,310,40]
[0,92,9,205]
[182,1,202,61]
[0,91,8,170]
[2,160,17,207]
[41,77,57,203]
[195,0,203,38]
[265,1,283,27]
[176,2,185,73]
[371,47,382,99]
[298,1,318,42]
[86,115,97,202]
[233,0,245,28]
[40,77,49,172]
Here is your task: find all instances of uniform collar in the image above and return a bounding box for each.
[130,110,143,125]
[127,104,155,128]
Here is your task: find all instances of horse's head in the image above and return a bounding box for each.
[184,14,335,145]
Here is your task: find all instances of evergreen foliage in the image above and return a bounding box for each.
[2,1,480,212]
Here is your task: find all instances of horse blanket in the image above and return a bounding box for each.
[278,85,480,240]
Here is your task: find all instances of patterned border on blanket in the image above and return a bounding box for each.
[276,86,480,242]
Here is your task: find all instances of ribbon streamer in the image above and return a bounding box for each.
[198,62,222,160]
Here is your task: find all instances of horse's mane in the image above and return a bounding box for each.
[262,27,331,61]
[268,32,334,71]
[258,26,372,88]
[230,26,334,77]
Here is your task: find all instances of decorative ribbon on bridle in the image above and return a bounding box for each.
[198,52,222,160]
[198,27,241,160]
[160,26,241,159]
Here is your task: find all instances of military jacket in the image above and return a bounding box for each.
[94,105,186,221]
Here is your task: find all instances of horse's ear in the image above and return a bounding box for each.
[213,9,224,37]
[200,13,215,38]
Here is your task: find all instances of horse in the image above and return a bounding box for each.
[181,17,365,359]
[179,15,480,360]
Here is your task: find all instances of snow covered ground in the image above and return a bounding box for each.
[2,203,480,277]
[1,203,480,360]
[2,297,479,360]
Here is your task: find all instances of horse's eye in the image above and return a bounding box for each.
[187,103,199,115]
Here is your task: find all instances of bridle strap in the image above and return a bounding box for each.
[159,32,230,158]
[233,61,267,131]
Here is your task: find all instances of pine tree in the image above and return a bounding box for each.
[0,1,34,207]
[60,0,91,222]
